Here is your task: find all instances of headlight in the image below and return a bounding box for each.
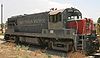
[97,35,100,36]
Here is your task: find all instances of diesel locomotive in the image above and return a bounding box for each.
[4,7,99,54]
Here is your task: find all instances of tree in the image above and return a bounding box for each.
[97,17,100,23]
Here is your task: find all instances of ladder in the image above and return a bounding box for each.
[74,36,84,51]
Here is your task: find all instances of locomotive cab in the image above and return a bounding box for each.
[48,7,82,30]
[48,9,64,29]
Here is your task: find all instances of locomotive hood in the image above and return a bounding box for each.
[49,9,64,15]
[49,7,82,19]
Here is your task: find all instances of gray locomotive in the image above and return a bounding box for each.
[4,7,99,54]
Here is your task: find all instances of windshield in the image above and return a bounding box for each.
[68,16,82,20]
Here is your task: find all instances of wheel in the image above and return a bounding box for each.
[48,41,53,49]
[4,35,9,40]
[38,38,43,46]
[14,36,19,45]
[68,41,74,52]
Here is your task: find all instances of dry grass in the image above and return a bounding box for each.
[0,42,67,58]
[67,52,86,58]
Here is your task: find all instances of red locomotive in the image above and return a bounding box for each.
[67,18,94,34]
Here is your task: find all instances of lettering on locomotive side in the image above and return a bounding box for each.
[18,19,46,25]
[33,19,45,23]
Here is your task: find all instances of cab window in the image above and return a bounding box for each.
[49,13,61,23]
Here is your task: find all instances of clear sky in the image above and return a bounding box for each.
[0,0,100,23]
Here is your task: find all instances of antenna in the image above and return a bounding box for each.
[1,4,3,33]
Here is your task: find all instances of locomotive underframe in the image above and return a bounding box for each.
[5,29,76,52]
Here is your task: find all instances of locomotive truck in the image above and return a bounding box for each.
[4,7,99,54]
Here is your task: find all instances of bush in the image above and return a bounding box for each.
[97,17,100,23]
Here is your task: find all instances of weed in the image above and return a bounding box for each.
[16,45,21,51]
[24,55,29,58]
[21,45,29,51]
[46,53,52,58]
[16,55,21,58]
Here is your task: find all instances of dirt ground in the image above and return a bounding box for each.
[0,35,90,58]
[0,42,66,58]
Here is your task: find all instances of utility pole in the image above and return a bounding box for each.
[1,4,3,33]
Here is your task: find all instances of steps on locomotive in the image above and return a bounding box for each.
[75,37,84,51]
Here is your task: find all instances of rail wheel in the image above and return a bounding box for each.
[68,41,74,52]
[38,38,43,46]
[48,41,53,49]
[14,36,19,45]
[4,34,10,40]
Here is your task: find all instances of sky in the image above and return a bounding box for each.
[0,0,100,23]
